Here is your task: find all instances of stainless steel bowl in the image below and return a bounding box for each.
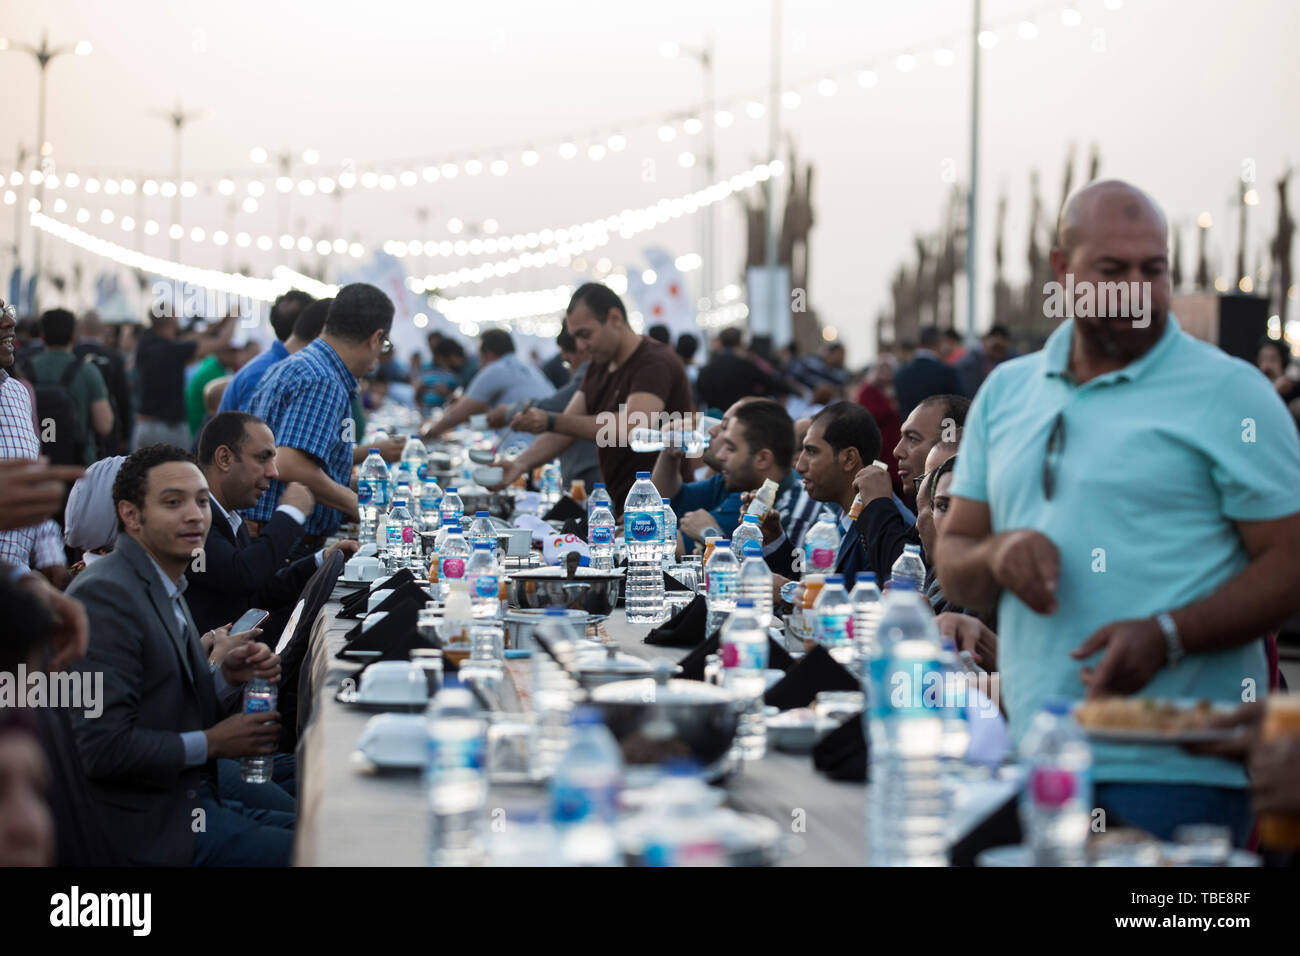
[507,568,623,616]
[571,643,659,690]
[589,665,740,768]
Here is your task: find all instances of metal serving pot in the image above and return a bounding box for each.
[507,562,623,616]
[571,643,658,690]
[501,607,589,651]
[589,664,740,769]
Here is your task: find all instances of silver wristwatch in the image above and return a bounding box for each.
[1155,612,1184,667]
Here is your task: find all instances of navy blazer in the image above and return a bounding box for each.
[184,505,317,636]
[893,354,964,417]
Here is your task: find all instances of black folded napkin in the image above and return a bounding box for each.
[561,514,590,541]
[674,631,795,681]
[338,580,431,658]
[543,495,585,525]
[644,594,708,647]
[763,645,859,710]
[338,568,420,619]
[663,570,690,592]
[812,713,867,782]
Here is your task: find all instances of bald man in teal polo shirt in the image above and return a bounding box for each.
[939,180,1300,845]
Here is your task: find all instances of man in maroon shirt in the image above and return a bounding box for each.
[497,283,694,512]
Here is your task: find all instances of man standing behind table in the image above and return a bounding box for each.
[494,283,693,513]
[133,308,235,449]
[937,180,1300,845]
[246,284,394,552]
[421,328,553,450]
[218,290,318,414]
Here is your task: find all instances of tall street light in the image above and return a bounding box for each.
[0,31,92,314]
[152,103,208,259]
[661,36,716,311]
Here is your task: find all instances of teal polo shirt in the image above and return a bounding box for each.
[951,315,1300,788]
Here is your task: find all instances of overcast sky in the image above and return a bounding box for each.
[2,0,1297,361]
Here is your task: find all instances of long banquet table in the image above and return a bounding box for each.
[292,586,1018,866]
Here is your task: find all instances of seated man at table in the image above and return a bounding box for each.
[757,402,913,590]
[68,444,292,866]
[650,397,757,550]
[187,411,357,638]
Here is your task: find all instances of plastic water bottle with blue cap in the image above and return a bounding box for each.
[720,599,768,760]
[623,472,664,624]
[550,706,623,866]
[660,498,677,568]
[890,543,926,592]
[588,502,615,570]
[731,513,765,560]
[1020,699,1093,866]
[588,481,613,519]
[704,539,739,635]
[426,687,488,866]
[440,487,464,529]
[813,574,853,663]
[356,448,391,547]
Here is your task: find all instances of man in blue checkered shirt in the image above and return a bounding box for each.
[246,284,394,543]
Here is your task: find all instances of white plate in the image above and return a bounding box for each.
[334,687,426,711]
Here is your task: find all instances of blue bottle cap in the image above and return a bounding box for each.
[368,447,380,454]
[476,510,489,517]
[473,541,492,549]
[715,539,730,546]
[743,514,759,523]
[1042,698,1072,717]
[571,706,606,727]
[859,572,877,582]
[662,497,671,504]
[544,606,567,616]
[446,487,458,493]
[594,482,606,489]
[736,599,755,608]
[890,578,916,591]
[636,471,651,479]
[826,574,843,585]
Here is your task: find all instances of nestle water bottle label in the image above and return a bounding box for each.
[721,640,766,670]
[741,540,764,558]
[244,694,275,714]
[805,545,835,570]
[590,526,613,545]
[1030,767,1082,808]
[357,480,374,505]
[815,614,851,647]
[625,511,660,542]
[472,574,499,598]
[551,781,619,825]
[428,736,485,773]
[708,571,738,601]
[386,526,404,545]
[441,558,466,579]
[417,463,428,481]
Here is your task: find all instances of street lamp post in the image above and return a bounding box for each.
[662,36,717,311]
[153,103,207,259]
[0,31,92,314]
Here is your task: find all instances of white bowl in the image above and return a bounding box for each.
[366,588,395,613]
[358,660,428,705]
[343,556,383,582]
[357,713,427,768]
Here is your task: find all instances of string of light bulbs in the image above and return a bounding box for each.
[2,0,1126,202]
[22,160,782,290]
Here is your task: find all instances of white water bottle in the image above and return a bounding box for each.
[356,449,391,547]
[623,472,665,624]
[704,540,740,635]
[588,504,615,570]
[465,542,501,619]
[802,517,840,576]
[890,543,926,592]
[660,498,678,567]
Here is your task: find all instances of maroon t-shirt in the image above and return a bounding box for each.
[580,336,695,511]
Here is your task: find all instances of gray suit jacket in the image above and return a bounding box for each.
[67,534,227,866]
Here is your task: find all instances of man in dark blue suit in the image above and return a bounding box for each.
[893,325,965,416]
[187,411,357,638]
[760,402,911,591]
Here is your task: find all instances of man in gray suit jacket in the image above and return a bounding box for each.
[68,443,291,866]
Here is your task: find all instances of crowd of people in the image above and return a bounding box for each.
[2,177,1300,867]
